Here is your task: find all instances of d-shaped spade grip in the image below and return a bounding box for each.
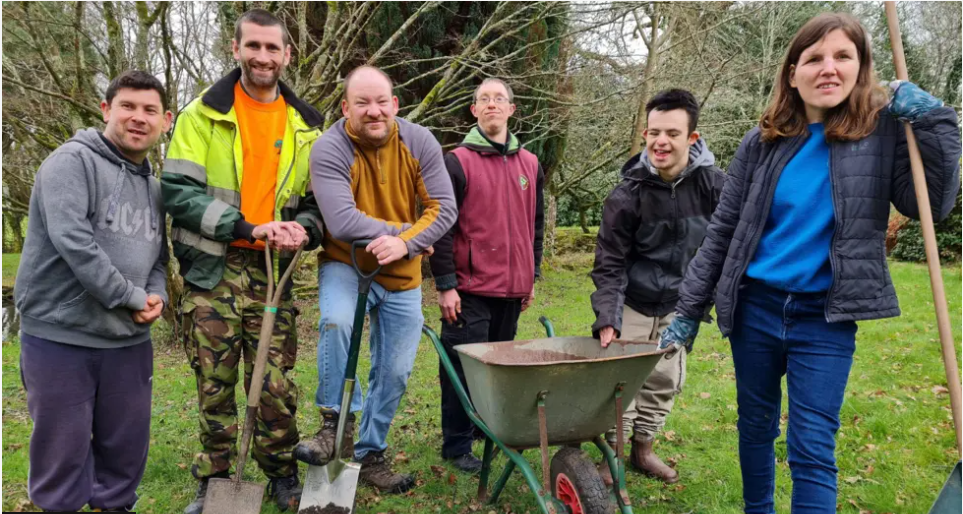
[351,239,382,294]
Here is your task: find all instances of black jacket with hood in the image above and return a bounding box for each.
[591,138,725,338]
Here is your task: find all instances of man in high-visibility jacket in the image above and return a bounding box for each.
[161,9,324,514]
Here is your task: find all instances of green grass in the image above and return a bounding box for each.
[2,253,21,288]
[3,255,961,513]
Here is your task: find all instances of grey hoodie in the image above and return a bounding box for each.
[15,128,168,348]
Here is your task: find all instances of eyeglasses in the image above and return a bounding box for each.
[476,95,510,105]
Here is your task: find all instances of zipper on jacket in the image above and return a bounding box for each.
[376,148,385,184]
[665,181,680,305]
[503,154,514,294]
[276,127,314,212]
[726,135,806,334]
[232,125,242,201]
[824,144,840,322]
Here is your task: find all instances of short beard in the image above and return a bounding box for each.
[352,120,392,147]
[241,60,281,89]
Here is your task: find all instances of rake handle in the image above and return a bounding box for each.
[235,245,304,481]
[884,1,962,457]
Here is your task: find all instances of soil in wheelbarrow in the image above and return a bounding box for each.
[484,347,586,365]
[299,504,350,514]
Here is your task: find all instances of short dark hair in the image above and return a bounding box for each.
[105,70,168,111]
[234,8,290,47]
[645,89,700,134]
[474,78,514,103]
[342,65,394,101]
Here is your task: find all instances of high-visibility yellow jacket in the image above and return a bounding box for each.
[161,68,324,290]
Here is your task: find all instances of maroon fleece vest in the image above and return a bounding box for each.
[450,146,540,298]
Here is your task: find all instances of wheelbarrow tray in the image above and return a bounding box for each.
[455,336,668,448]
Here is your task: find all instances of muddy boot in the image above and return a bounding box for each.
[293,409,355,466]
[183,471,229,514]
[629,435,678,484]
[267,474,302,512]
[358,450,415,494]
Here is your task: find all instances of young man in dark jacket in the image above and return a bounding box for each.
[430,78,545,473]
[15,70,171,512]
[591,89,724,484]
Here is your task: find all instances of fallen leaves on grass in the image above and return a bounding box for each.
[931,385,949,396]
[699,392,711,399]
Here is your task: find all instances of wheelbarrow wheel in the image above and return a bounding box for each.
[550,447,611,514]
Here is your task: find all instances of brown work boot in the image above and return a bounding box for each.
[629,435,679,484]
[293,409,355,466]
[358,450,415,493]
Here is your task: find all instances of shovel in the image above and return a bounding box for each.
[884,3,963,511]
[300,240,381,514]
[203,243,304,514]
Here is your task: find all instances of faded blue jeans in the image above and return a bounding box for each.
[730,279,857,514]
[315,261,424,460]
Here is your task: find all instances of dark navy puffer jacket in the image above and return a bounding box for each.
[676,106,961,337]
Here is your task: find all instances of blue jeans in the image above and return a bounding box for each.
[730,279,857,514]
[315,261,424,459]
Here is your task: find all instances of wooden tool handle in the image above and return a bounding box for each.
[885,1,962,456]
[235,245,305,479]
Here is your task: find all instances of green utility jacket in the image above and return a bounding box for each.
[162,68,324,289]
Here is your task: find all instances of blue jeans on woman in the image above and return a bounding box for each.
[315,260,424,460]
[730,279,857,513]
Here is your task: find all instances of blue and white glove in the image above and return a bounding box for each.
[887,81,943,122]
[659,316,700,355]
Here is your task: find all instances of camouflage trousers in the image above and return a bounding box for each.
[180,248,300,479]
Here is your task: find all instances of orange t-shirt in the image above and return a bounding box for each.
[231,82,287,250]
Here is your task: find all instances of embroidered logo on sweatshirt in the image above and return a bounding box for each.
[519,175,529,190]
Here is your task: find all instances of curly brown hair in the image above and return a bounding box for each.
[760,13,887,142]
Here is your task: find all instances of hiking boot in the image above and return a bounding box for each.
[293,409,355,466]
[183,471,229,514]
[629,435,678,484]
[358,450,415,493]
[445,453,483,474]
[267,474,302,512]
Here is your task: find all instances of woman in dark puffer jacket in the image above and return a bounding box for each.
[660,13,960,514]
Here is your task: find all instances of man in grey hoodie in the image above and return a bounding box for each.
[14,70,172,512]
[591,89,724,484]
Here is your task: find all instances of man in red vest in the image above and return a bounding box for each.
[430,78,545,473]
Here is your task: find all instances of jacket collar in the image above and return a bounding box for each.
[201,68,324,128]
[459,126,520,155]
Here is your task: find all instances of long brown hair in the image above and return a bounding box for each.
[760,13,887,142]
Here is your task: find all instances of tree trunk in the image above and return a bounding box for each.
[630,7,662,156]
[545,193,558,257]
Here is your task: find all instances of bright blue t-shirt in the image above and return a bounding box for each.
[747,123,834,292]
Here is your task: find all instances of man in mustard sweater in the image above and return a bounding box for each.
[294,66,456,493]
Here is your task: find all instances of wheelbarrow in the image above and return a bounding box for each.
[423,316,670,514]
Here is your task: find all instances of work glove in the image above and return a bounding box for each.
[659,315,700,356]
[887,80,943,122]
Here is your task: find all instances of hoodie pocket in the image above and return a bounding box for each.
[58,290,141,338]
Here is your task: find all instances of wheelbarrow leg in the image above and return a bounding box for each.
[594,436,633,514]
[478,437,495,502]
[488,453,517,504]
